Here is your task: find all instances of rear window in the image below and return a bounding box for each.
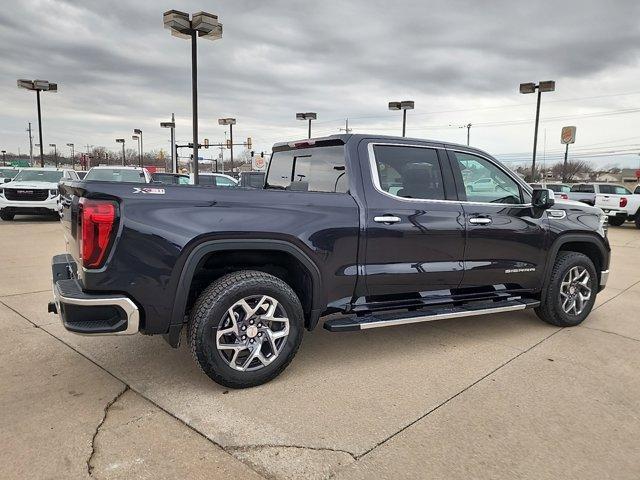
[85,168,146,183]
[266,145,348,193]
[599,184,631,195]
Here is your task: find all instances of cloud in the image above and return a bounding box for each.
[1,0,640,166]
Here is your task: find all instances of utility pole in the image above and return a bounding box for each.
[339,118,352,134]
[465,123,471,146]
[26,123,34,164]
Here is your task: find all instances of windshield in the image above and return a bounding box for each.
[85,168,147,183]
[0,168,18,178]
[13,170,63,182]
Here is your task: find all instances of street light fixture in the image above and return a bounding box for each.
[388,100,414,137]
[520,80,555,180]
[163,9,223,185]
[218,118,236,172]
[49,143,57,168]
[17,79,58,167]
[133,129,143,168]
[296,112,317,139]
[161,115,177,173]
[115,139,126,166]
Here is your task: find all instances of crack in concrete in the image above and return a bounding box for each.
[225,443,357,461]
[87,385,129,476]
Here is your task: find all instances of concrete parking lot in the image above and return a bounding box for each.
[1,217,639,480]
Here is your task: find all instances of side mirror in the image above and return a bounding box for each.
[3,178,11,183]
[532,188,555,209]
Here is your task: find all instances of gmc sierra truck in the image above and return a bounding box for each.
[50,134,610,388]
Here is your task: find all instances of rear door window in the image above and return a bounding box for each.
[372,145,445,200]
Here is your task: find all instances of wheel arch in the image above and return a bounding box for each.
[168,239,324,343]
[542,234,609,291]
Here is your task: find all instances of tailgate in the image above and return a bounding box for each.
[59,181,86,263]
[595,194,622,212]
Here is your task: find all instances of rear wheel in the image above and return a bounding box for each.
[608,216,626,227]
[635,215,640,229]
[0,210,14,221]
[535,252,597,327]
[188,270,304,389]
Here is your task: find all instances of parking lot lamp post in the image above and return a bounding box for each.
[1,150,5,166]
[116,139,126,166]
[66,143,75,169]
[388,101,414,137]
[520,81,555,181]
[17,79,57,168]
[161,115,177,172]
[132,135,140,167]
[296,112,317,139]
[49,144,57,168]
[164,10,223,185]
[133,129,143,168]
[218,118,236,172]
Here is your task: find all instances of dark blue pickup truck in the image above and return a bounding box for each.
[50,134,610,388]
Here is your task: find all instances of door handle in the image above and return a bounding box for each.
[469,217,492,225]
[374,215,401,224]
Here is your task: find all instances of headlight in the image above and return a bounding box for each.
[599,213,608,237]
[0,188,4,197]
[49,189,58,196]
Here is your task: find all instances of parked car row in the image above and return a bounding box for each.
[0,165,267,221]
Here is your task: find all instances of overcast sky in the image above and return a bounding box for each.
[1,0,640,167]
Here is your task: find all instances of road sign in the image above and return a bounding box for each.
[561,126,576,144]
[252,155,266,171]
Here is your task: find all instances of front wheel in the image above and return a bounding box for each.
[188,270,304,389]
[608,216,626,227]
[535,252,597,327]
[0,210,14,221]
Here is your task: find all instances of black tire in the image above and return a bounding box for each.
[535,252,597,327]
[0,210,14,221]
[607,216,626,227]
[635,215,640,230]
[188,270,304,389]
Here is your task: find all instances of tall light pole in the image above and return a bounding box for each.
[388,101,414,137]
[1,150,6,166]
[296,112,317,139]
[520,81,555,181]
[116,139,126,166]
[49,144,57,168]
[133,129,143,168]
[17,79,58,168]
[27,123,34,164]
[164,10,223,185]
[161,115,176,172]
[218,118,236,172]
[66,143,74,169]
[132,135,140,167]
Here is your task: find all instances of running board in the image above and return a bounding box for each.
[323,298,540,332]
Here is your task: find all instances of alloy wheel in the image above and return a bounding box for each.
[560,266,592,315]
[215,295,290,372]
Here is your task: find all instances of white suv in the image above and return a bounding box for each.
[0,168,79,220]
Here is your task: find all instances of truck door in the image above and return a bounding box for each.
[361,141,466,299]
[446,149,547,291]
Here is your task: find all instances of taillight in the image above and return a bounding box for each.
[560,193,569,200]
[79,198,117,269]
[620,197,628,208]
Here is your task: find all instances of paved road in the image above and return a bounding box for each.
[1,217,639,479]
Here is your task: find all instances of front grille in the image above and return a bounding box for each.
[4,189,49,201]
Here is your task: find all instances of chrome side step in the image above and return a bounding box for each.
[323,298,540,332]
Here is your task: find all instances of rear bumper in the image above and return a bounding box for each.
[600,208,627,218]
[50,254,139,335]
